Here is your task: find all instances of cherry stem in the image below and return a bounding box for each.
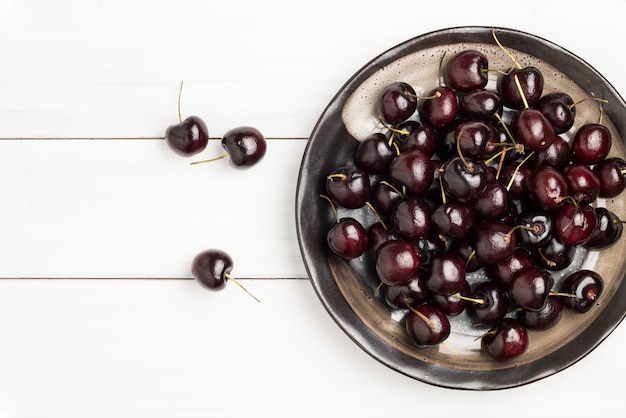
[505,151,535,191]
[504,224,538,243]
[474,330,496,342]
[455,132,473,172]
[439,175,447,205]
[554,195,579,208]
[483,146,512,165]
[407,305,436,330]
[465,250,477,267]
[224,273,260,302]
[550,291,576,299]
[569,96,609,109]
[319,194,340,223]
[408,91,442,100]
[492,28,522,70]
[493,113,519,147]
[380,180,405,198]
[514,74,530,109]
[440,341,459,355]
[177,80,184,124]
[537,247,557,268]
[366,201,388,230]
[326,173,348,181]
[374,282,384,297]
[190,154,229,165]
[452,294,486,305]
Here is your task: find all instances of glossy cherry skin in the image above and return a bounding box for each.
[432,280,471,316]
[509,266,554,311]
[371,181,403,217]
[514,211,553,249]
[191,249,233,291]
[441,156,489,203]
[426,252,467,296]
[563,163,600,205]
[398,121,438,156]
[327,218,368,259]
[378,81,418,125]
[520,295,563,330]
[571,123,612,165]
[473,181,510,221]
[526,166,568,212]
[488,248,535,288]
[367,222,398,255]
[326,165,371,209]
[467,281,510,325]
[460,89,503,122]
[533,236,576,271]
[511,108,557,152]
[481,318,529,362]
[389,149,434,195]
[554,202,597,246]
[586,207,623,249]
[419,86,458,128]
[382,272,430,310]
[391,197,432,241]
[405,304,451,347]
[529,136,571,171]
[356,132,396,174]
[561,270,603,313]
[534,92,575,134]
[416,231,446,268]
[498,66,544,109]
[498,162,531,200]
[165,115,209,156]
[432,201,475,239]
[445,49,489,91]
[594,157,626,198]
[376,240,421,286]
[473,220,517,265]
[450,237,484,272]
[455,120,493,160]
[221,126,266,167]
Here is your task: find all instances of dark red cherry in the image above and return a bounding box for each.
[467,281,510,325]
[456,120,493,160]
[514,211,553,249]
[473,181,510,221]
[511,108,557,152]
[561,270,604,313]
[398,121,438,156]
[534,92,575,134]
[378,81,418,125]
[376,240,421,286]
[327,217,368,259]
[416,231,447,268]
[529,136,571,171]
[356,132,396,174]
[449,237,484,273]
[473,220,517,264]
[586,207,624,249]
[520,295,563,330]
[441,156,489,203]
[445,49,489,91]
[488,248,535,288]
[191,248,232,291]
[432,280,471,316]
[426,252,467,296]
[389,149,434,195]
[165,115,209,156]
[498,161,532,200]
[367,222,398,255]
[371,181,403,217]
[533,236,576,271]
[405,304,450,347]
[391,197,432,241]
[221,126,267,168]
[432,201,475,239]
[419,86,458,128]
[326,165,371,209]
[593,157,626,198]
[509,266,554,311]
[460,89,503,121]
[563,163,600,205]
[481,318,529,362]
[498,66,544,110]
[554,201,597,246]
[382,272,430,310]
[526,166,568,212]
[571,123,612,165]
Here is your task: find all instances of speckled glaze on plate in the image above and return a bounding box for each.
[295,26,626,390]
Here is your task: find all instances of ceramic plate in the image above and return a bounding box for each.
[295,26,626,390]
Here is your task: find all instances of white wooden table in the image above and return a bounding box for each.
[2,1,626,416]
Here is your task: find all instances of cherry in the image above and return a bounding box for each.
[441,156,489,203]
[520,295,563,330]
[381,272,430,310]
[191,126,267,168]
[488,248,535,288]
[432,201,475,239]
[473,181,510,221]
[509,266,554,311]
[529,135,571,171]
[378,81,418,125]
[571,123,612,165]
[391,196,432,241]
[367,222,397,255]
[356,132,396,174]
[415,231,447,268]
[499,161,532,200]
[554,200,597,246]
[587,207,624,249]
[450,237,484,272]
[327,217,368,259]
[376,240,421,286]
[563,163,600,205]
[526,166,568,212]
[473,220,517,264]
[426,251,467,296]
[466,281,510,325]
[498,67,544,110]
[514,211,553,249]
[326,165,371,209]
[561,270,604,313]
[164,81,209,156]
[389,149,434,195]
[445,49,489,91]
[371,181,404,217]
[460,89,503,122]
[405,304,451,347]
[398,121,438,156]
[191,249,259,302]
[511,108,557,152]
[419,86,458,128]
[534,92,575,134]
[533,236,576,271]
[593,157,626,198]
[432,280,472,316]
[456,120,493,160]
[481,318,529,362]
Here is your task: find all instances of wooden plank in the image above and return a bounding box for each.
[0,138,310,279]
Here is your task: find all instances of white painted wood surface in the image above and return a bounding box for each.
[1,1,626,417]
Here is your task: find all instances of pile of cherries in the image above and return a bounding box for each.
[164,81,266,300]
[323,36,624,362]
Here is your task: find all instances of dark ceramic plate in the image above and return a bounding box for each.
[295,26,626,390]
